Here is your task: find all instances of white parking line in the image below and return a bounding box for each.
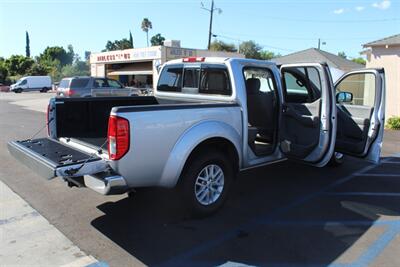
[354,173,400,177]
[0,180,98,267]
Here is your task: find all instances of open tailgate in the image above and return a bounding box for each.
[8,138,109,180]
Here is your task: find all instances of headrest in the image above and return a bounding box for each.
[246,78,261,95]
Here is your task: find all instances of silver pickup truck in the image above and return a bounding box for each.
[8,57,386,216]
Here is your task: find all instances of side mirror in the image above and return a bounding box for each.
[336,91,353,103]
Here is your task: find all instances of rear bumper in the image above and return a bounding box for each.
[83,172,128,195]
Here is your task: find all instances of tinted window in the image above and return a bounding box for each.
[157,65,183,92]
[93,79,108,88]
[59,79,70,88]
[19,79,27,85]
[183,68,200,88]
[107,79,123,88]
[336,73,375,106]
[199,68,231,95]
[282,67,322,103]
[70,78,90,89]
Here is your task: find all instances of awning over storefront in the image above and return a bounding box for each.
[108,70,153,75]
[107,62,153,76]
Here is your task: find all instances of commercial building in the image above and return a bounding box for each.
[90,41,243,88]
[362,34,400,118]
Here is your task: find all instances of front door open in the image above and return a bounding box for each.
[334,69,385,163]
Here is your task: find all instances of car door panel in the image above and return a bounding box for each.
[280,64,336,166]
[334,69,385,162]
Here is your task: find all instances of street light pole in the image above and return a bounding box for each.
[201,0,222,50]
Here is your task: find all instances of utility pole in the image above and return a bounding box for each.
[318,38,326,50]
[201,0,222,50]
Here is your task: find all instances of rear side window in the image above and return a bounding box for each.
[70,78,90,89]
[157,65,183,92]
[59,79,70,88]
[199,68,231,96]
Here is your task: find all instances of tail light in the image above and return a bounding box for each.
[107,115,130,160]
[46,104,50,136]
[67,89,75,96]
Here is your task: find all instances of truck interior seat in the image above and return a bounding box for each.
[246,78,274,143]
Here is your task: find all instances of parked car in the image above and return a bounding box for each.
[8,57,386,217]
[10,76,52,93]
[0,83,10,92]
[57,76,137,97]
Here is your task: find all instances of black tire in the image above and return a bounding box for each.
[14,88,22,93]
[40,87,49,93]
[179,149,234,217]
[328,152,345,167]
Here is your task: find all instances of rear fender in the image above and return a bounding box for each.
[159,120,242,188]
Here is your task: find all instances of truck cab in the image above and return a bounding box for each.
[8,57,386,216]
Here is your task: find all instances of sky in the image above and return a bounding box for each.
[0,0,399,60]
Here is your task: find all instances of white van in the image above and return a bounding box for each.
[10,76,52,93]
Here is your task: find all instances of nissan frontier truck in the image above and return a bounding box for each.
[8,57,385,216]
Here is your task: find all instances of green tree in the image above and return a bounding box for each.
[103,38,133,52]
[84,51,91,61]
[5,55,34,76]
[0,60,8,83]
[338,51,347,59]
[141,18,152,47]
[27,62,49,76]
[352,57,366,65]
[129,31,134,48]
[38,46,74,66]
[239,40,262,59]
[60,60,90,78]
[209,40,237,52]
[259,50,281,60]
[150,33,165,46]
[25,31,30,58]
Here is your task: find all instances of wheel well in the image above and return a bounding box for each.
[184,137,239,174]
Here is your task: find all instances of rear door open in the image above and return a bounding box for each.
[334,69,385,163]
[279,63,336,167]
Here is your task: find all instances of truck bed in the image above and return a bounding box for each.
[53,96,197,150]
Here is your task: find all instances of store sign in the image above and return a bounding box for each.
[91,47,161,63]
[166,47,196,60]
[97,53,131,62]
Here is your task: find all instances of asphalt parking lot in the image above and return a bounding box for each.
[1,92,399,267]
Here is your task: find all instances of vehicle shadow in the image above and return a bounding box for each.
[91,157,400,266]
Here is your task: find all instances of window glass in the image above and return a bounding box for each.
[70,78,90,89]
[243,67,276,93]
[336,73,375,106]
[107,79,123,88]
[93,79,108,88]
[183,68,200,88]
[59,79,70,88]
[282,67,322,103]
[199,68,231,95]
[19,79,27,85]
[157,65,183,92]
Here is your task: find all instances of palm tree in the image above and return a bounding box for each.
[141,18,153,47]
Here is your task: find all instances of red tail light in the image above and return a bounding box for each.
[107,115,130,160]
[46,104,50,136]
[183,57,205,62]
[67,89,75,96]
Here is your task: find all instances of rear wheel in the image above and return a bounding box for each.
[40,87,49,93]
[180,149,234,217]
[328,152,345,167]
